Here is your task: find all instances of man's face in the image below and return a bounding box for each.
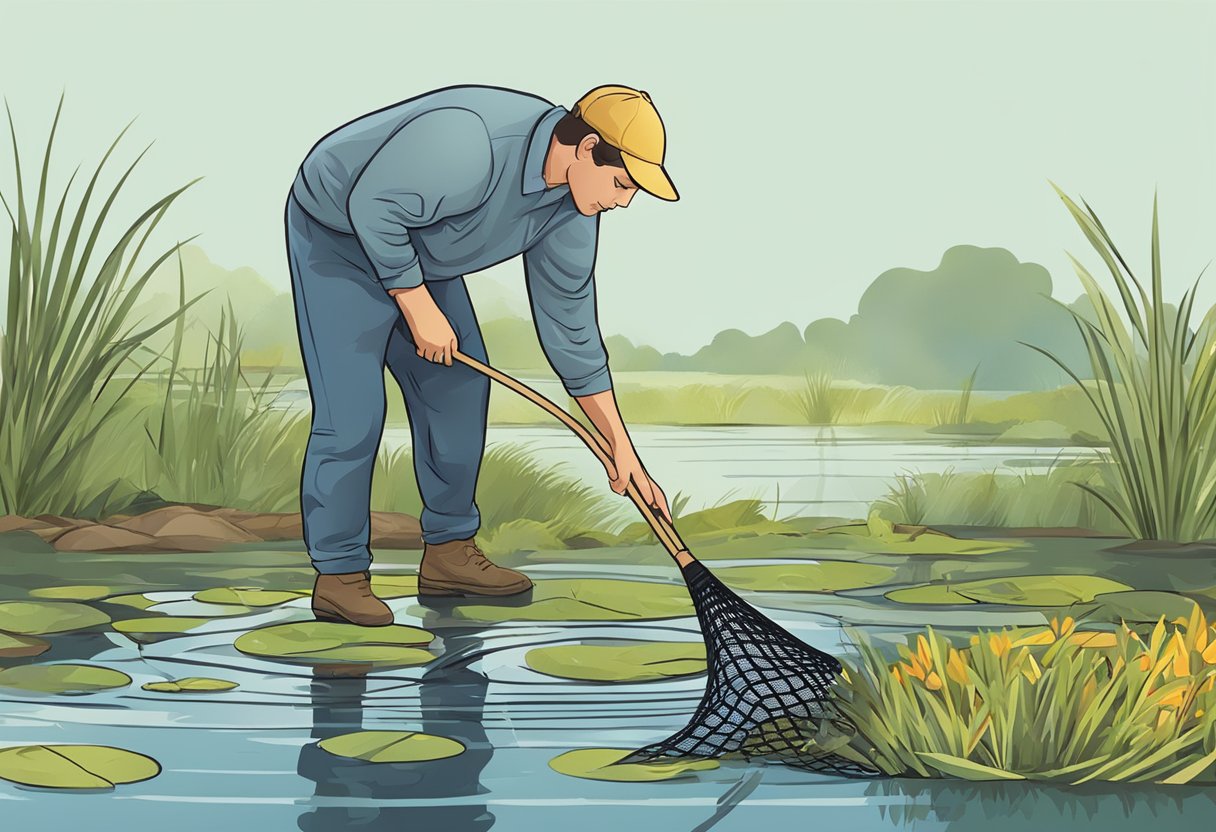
[567,134,641,216]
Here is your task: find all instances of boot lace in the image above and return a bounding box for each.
[465,544,493,571]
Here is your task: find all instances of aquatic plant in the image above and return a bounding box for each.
[833,606,1216,783]
[0,94,202,515]
[872,458,1125,532]
[1021,185,1216,541]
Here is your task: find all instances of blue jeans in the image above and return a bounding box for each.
[283,191,490,575]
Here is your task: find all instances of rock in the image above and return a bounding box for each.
[370,512,423,548]
[115,507,260,543]
[0,515,55,534]
[52,525,159,552]
[32,514,90,528]
[230,512,304,541]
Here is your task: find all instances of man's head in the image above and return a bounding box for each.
[546,85,679,217]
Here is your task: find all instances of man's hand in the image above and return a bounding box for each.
[604,441,673,527]
[389,285,458,365]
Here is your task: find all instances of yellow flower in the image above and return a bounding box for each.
[1158,686,1188,709]
[1069,631,1117,649]
[989,633,1013,658]
[1137,653,1153,673]
[946,648,969,685]
[925,671,943,691]
[916,634,933,670]
[901,660,925,683]
[1202,638,1216,665]
[1169,631,1191,678]
[1020,650,1043,684]
[891,664,903,685]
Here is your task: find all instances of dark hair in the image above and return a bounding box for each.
[552,108,626,168]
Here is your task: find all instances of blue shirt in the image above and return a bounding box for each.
[291,85,612,397]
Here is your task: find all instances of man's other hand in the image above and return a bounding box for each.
[389,285,458,366]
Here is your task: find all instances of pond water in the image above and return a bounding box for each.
[1,537,1214,830]
[270,379,1102,519]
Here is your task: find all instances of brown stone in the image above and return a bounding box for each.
[32,514,90,528]
[0,515,55,533]
[230,512,304,541]
[115,506,260,543]
[53,524,160,552]
[370,511,424,549]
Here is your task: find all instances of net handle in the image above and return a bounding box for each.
[451,349,694,566]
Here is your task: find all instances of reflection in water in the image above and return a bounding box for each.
[864,776,1216,829]
[296,625,494,831]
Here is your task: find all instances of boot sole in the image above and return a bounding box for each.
[312,604,394,627]
[417,578,532,597]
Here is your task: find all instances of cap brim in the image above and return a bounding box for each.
[621,151,679,201]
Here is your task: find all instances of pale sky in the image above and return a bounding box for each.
[3,0,1214,354]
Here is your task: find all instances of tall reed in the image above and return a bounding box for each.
[1021,184,1216,541]
[0,95,202,516]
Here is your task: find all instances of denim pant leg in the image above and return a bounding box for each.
[384,276,491,546]
[284,193,400,575]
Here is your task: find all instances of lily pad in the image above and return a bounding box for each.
[526,641,707,682]
[887,575,1134,607]
[234,621,435,666]
[438,579,693,623]
[0,632,50,658]
[0,744,160,789]
[812,511,1021,556]
[141,677,239,693]
[370,574,419,599]
[28,585,127,602]
[318,730,464,763]
[101,594,158,611]
[0,601,110,635]
[1069,590,1204,626]
[715,561,896,593]
[0,664,131,694]
[192,587,308,607]
[111,616,213,643]
[549,748,718,782]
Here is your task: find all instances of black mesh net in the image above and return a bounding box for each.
[613,560,883,777]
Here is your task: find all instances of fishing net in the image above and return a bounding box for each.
[613,559,883,777]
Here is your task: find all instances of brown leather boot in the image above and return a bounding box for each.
[418,537,533,596]
[312,570,394,626]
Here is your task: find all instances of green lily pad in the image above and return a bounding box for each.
[1069,590,1204,626]
[234,621,435,666]
[0,601,110,635]
[887,575,1134,607]
[0,632,50,658]
[370,574,419,599]
[318,730,464,762]
[438,579,692,623]
[28,585,127,602]
[885,584,976,605]
[812,511,1021,556]
[526,641,707,682]
[111,616,213,643]
[0,744,160,789]
[549,748,718,782]
[141,677,239,693]
[715,561,897,592]
[0,664,131,694]
[101,594,158,611]
[192,587,308,607]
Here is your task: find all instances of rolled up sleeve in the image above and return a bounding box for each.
[346,107,493,291]
[523,212,613,397]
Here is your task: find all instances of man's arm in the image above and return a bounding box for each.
[522,212,628,446]
[346,107,493,292]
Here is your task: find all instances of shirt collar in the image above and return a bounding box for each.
[521,105,569,196]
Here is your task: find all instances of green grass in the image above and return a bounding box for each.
[871,459,1125,532]
[0,94,203,516]
[1019,184,1216,542]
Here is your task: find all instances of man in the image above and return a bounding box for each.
[284,84,679,626]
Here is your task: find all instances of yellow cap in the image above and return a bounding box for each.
[573,85,679,201]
